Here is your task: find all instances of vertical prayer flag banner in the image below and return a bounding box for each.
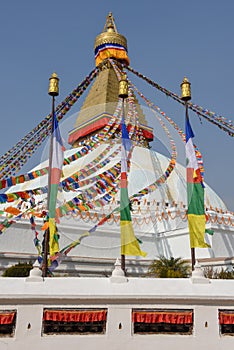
[48,113,65,256]
[186,117,210,248]
[120,116,146,257]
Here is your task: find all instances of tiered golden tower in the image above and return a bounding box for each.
[68,13,153,147]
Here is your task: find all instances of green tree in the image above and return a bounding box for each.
[148,256,191,278]
[2,262,33,277]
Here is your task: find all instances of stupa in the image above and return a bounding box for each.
[0,13,233,276]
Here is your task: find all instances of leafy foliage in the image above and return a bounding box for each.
[203,266,234,279]
[148,256,191,278]
[3,262,33,277]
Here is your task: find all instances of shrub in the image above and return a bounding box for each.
[217,269,234,279]
[203,266,234,279]
[3,262,33,277]
[148,256,191,278]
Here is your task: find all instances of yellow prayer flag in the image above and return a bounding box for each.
[188,214,210,248]
[49,218,60,256]
[120,221,147,257]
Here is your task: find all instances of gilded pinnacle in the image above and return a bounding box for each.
[94,13,127,51]
[119,73,128,99]
[180,76,191,101]
[48,72,59,97]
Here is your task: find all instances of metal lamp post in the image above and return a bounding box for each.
[180,77,195,270]
[119,73,128,274]
[42,73,59,278]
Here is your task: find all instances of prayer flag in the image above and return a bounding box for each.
[186,117,210,248]
[48,113,64,255]
[120,116,146,257]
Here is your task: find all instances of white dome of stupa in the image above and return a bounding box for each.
[0,142,232,267]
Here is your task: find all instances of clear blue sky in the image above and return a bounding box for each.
[1,1,234,210]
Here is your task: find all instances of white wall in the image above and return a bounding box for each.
[0,303,233,350]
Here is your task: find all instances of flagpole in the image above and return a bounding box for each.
[119,73,128,275]
[181,77,195,271]
[42,73,59,278]
[120,98,126,273]
[186,102,195,271]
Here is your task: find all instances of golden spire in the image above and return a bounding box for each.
[103,12,118,33]
[94,12,128,54]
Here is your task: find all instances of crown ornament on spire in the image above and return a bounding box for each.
[103,12,118,33]
[94,12,129,66]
